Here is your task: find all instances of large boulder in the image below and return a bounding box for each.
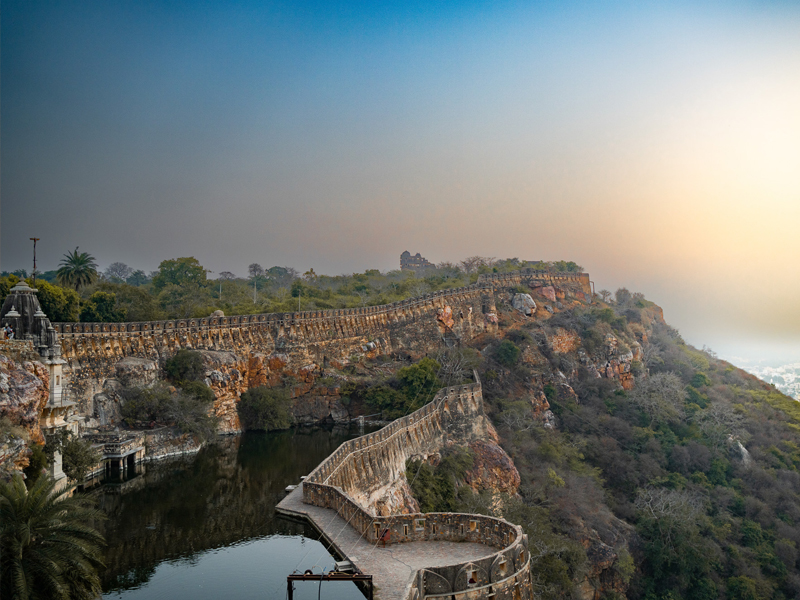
[511,293,536,316]
[115,357,159,388]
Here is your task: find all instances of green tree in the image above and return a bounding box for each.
[56,247,98,290]
[495,340,521,367]
[79,291,127,322]
[237,386,292,431]
[397,357,441,411]
[726,576,762,600]
[151,257,207,291]
[164,349,206,384]
[126,269,150,286]
[61,435,101,482]
[0,473,105,599]
[32,280,80,322]
[97,282,163,321]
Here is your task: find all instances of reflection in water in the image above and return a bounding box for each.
[95,426,373,600]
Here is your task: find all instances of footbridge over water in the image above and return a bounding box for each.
[277,375,534,600]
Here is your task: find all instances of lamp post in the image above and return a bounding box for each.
[29,238,40,284]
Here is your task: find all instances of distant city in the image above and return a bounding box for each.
[745,363,800,400]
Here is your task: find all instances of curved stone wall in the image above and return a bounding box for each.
[303,377,534,599]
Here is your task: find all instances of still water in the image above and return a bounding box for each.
[95,427,374,600]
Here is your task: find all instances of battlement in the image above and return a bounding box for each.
[50,269,590,429]
[301,375,534,599]
[478,269,591,295]
[51,271,588,336]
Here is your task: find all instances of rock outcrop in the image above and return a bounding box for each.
[512,293,537,316]
[0,352,50,475]
[0,354,49,445]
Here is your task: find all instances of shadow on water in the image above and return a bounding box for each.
[93,424,375,597]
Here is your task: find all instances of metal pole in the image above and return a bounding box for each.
[287,580,293,600]
[29,238,40,283]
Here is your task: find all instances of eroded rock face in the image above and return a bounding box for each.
[463,439,521,496]
[512,294,536,316]
[198,350,248,434]
[551,328,581,354]
[115,357,159,388]
[0,354,50,475]
[575,516,636,600]
[0,355,49,445]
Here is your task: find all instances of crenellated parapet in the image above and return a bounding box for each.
[302,374,534,599]
[50,269,590,423]
[478,269,592,296]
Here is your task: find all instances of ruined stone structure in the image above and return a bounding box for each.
[294,376,534,599]
[400,251,434,271]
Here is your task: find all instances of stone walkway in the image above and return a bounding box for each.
[276,484,495,600]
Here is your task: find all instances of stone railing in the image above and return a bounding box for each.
[303,375,533,599]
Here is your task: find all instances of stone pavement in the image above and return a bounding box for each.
[276,484,496,600]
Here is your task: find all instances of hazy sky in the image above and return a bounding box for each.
[2,1,799,364]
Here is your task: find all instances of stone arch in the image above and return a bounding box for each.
[421,570,451,595]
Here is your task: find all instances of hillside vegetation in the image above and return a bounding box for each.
[398,289,800,600]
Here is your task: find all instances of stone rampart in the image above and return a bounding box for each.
[302,376,533,599]
[479,269,591,296]
[50,270,589,427]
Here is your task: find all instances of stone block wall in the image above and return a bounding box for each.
[49,270,589,428]
[303,376,534,599]
[479,269,592,296]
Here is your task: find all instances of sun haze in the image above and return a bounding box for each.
[2,0,799,362]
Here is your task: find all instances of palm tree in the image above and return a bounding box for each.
[56,247,98,290]
[0,473,105,599]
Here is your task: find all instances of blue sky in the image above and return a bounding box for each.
[2,0,800,361]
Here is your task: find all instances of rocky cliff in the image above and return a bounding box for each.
[0,344,50,476]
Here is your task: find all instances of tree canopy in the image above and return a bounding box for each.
[56,247,98,290]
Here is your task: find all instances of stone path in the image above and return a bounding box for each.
[276,484,495,600]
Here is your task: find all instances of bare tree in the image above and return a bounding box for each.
[598,289,612,302]
[218,271,236,280]
[436,347,479,384]
[635,487,703,521]
[105,262,133,282]
[459,256,495,274]
[628,372,686,426]
[692,401,746,450]
[354,290,369,307]
[642,343,664,369]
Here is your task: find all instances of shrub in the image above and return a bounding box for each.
[495,340,520,367]
[164,349,206,384]
[406,447,474,512]
[237,386,292,431]
[62,434,101,482]
[120,383,173,423]
[22,444,48,485]
[397,357,441,410]
[363,385,409,420]
[120,382,218,440]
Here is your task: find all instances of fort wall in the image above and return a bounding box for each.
[50,270,589,427]
[302,376,533,599]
